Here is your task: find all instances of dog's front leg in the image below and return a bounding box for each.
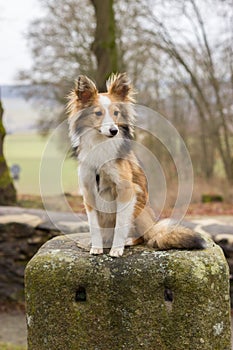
[82,182,103,255]
[110,181,136,257]
[86,208,103,255]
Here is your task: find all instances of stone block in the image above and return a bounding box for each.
[25,234,231,350]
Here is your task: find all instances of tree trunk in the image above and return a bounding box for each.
[0,98,17,205]
[90,0,118,92]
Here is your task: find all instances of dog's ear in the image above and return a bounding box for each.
[67,76,98,116]
[106,73,135,102]
[74,75,98,106]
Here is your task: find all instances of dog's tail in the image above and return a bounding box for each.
[143,219,207,250]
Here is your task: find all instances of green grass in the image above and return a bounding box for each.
[4,133,78,195]
[0,343,26,350]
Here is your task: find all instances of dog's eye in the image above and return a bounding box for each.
[114,111,119,116]
[95,111,102,116]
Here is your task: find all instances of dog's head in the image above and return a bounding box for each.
[67,73,136,149]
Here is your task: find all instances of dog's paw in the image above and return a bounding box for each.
[109,247,124,257]
[90,247,103,255]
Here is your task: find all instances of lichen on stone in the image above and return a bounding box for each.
[25,234,231,350]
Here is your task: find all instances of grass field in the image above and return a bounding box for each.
[4,133,233,210]
[5,133,78,195]
[0,343,26,350]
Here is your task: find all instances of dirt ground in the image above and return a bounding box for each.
[0,310,27,346]
[0,310,232,348]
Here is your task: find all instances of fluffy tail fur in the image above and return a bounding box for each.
[143,219,207,250]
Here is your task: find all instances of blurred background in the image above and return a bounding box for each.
[0,1,233,348]
[0,0,233,213]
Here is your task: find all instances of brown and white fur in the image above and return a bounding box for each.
[67,73,206,257]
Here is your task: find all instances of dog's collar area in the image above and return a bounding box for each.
[95,173,100,192]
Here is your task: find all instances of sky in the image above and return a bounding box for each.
[0,0,42,85]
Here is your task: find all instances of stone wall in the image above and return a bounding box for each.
[0,207,88,301]
[0,222,58,300]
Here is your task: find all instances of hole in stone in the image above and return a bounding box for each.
[75,286,86,302]
[164,288,174,302]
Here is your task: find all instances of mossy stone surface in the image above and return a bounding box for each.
[25,234,231,350]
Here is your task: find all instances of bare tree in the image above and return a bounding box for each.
[20,0,233,182]
[0,15,16,204]
[0,93,17,205]
[90,0,119,91]
[19,0,95,130]
[135,0,233,182]
[20,0,119,117]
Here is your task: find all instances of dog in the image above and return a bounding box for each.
[67,73,206,257]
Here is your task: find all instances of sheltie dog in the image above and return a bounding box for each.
[67,73,206,257]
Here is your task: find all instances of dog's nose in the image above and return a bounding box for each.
[109,127,118,136]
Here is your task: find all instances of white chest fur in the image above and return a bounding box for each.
[77,128,123,216]
[78,131,123,170]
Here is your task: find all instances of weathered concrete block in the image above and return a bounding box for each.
[25,234,231,350]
